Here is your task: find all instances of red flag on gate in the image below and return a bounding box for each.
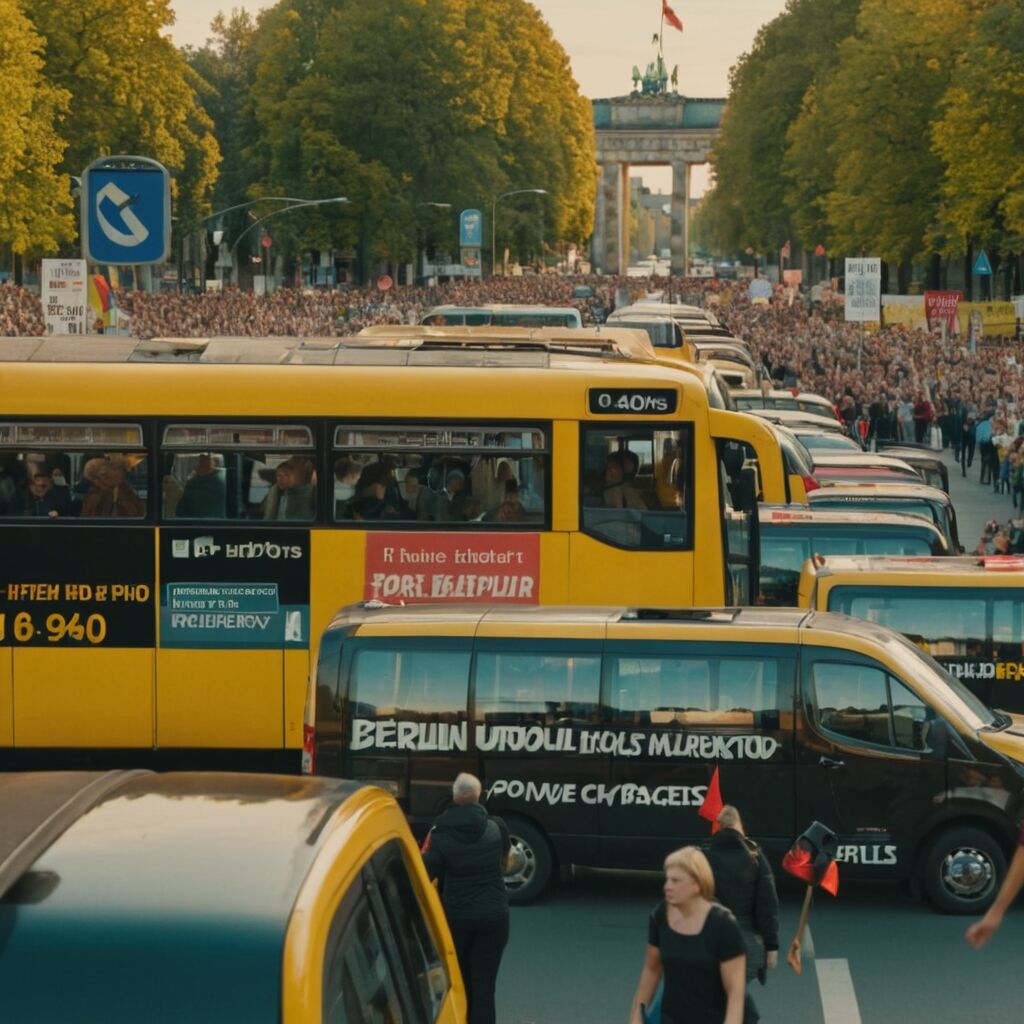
[662,0,684,32]
[697,766,723,832]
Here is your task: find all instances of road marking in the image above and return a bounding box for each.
[815,959,862,1024]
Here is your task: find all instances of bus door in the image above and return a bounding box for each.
[716,440,758,605]
[342,635,474,825]
[474,634,605,863]
[572,422,695,606]
[600,637,797,868]
[797,647,947,874]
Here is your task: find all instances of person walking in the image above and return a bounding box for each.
[422,773,511,1024]
[965,825,1024,949]
[705,806,780,1023]
[629,846,746,1024]
[961,414,976,478]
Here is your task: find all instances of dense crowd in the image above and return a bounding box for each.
[3,273,1020,549]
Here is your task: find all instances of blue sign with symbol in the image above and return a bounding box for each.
[460,209,483,248]
[973,249,993,276]
[82,156,171,265]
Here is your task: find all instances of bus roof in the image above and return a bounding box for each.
[808,481,950,502]
[758,505,947,534]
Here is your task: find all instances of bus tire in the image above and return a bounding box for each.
[502,817,553,905]
[920,826,1005,914]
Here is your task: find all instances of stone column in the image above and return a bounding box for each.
[670,159,691,277]
[593,162,623,276]
[618,163,631,276]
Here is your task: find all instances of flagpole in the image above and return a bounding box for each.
[786,886,814,974]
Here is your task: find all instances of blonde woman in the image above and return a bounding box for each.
[629,847,747,1024]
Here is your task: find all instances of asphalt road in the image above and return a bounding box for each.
[498,868,1024,1024]
[939,444,1018,553]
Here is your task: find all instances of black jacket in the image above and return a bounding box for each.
[706,828,780,958]
[422,802,510,921]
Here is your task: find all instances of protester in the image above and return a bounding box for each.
[629,846,746,1024]
[965,824,1024,949]
[705,805,780,1022]
[422,773,511,1024]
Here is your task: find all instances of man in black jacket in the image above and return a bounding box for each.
[422,773,511,1024]
[705,805,781,1021]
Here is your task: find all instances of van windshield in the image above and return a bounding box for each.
[888,631,997,731]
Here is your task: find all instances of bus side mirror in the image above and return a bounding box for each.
[732,466,759,512]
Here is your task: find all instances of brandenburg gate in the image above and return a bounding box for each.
[591,93,724,276]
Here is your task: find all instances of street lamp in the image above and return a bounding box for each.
[491,188,547,277]
[224,197,348,290]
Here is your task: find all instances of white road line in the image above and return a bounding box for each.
[815,959,862,1024]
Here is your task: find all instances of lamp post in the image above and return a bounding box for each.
[224,197,348,290]
[491,188,546,277]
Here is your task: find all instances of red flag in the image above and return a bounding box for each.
[662,0,684,32]
[697,766,723,831]
[820,860,839,897]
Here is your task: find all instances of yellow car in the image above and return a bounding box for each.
[0,771,465,1023]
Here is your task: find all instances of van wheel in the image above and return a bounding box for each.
[503,817,553,905]
[920,826,1005,914]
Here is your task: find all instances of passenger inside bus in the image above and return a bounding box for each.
[261,457,316,521]
[79,455,146,519]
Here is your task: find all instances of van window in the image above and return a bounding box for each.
[829,588,988,658]
[608,654,780,729]
[351,648,470,722]
[580,426,692,550]
[993,597,1024,658]
[374,844,448,1021]
[323,880,406,1023]
[474,651,600,725]
[811,661,936,752]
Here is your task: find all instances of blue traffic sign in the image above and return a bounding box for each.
[972,249,993,276]
[460,209,483,248]
[81,156,171,265]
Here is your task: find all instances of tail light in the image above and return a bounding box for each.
[302,724,315,775]
[803,473,821,493]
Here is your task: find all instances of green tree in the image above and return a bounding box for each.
[241,0,594,276]
[702,0,860,253]
[29,0,220,233]
[807,0,974,267]
[0,0,74,261]
[932,1,1024,259]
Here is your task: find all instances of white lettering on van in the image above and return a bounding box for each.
[346,720,780,760]
[834,843,898,866]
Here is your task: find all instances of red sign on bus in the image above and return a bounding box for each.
[364,533,540,604]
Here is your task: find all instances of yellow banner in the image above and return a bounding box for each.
[957,301,1016,337]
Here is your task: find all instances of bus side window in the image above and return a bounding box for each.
[992,597,1024,659]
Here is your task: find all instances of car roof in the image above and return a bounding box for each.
[808,481,950,501]
[0,772,366,1023]
[758,505,945,534]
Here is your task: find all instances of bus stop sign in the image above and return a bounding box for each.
[81,156,171,265]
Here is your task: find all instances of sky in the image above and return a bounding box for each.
[167,0,791,194]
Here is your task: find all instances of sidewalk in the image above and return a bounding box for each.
[939,446,1020,554]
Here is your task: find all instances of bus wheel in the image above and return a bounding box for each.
[920,826,1005,914]
[503,817,553,905]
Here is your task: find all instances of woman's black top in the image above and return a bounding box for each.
[648,901,745,1024]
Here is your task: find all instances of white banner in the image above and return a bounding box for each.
[41,258,88,335]
[844,257,881,322]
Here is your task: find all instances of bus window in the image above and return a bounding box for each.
[0,423,148,520]
[580,426,691,550]
[333,425,548,526]
[993,597,1024,659]
[832,589,988,659]
[161,424,317,521]
[350,648,470,725]
[474,651,600,726]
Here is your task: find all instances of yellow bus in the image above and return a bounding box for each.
[0,329,787,769]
